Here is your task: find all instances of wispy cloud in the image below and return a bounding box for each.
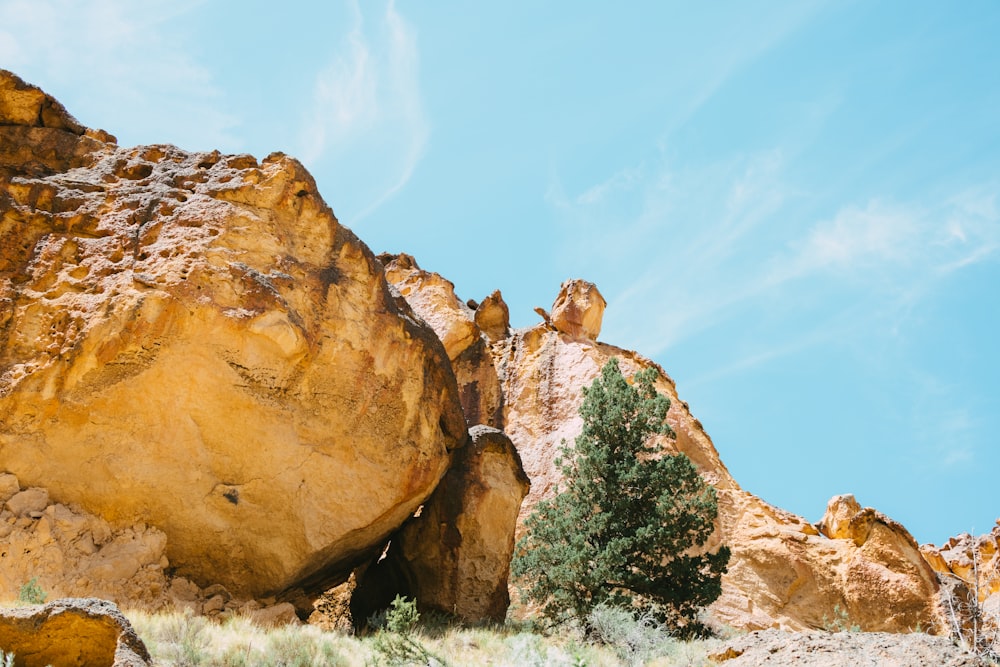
[552,140,999,375]
[0,0,240,151]
[301,0,428,223]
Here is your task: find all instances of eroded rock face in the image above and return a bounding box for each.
[490,284,944,633]
[391,425,529,622]
[0,598,151,667]
[922,524,1000,639]
[0,472,171,608]
[722,492,942,633]
[474,290,510,342]
[381,253,503,428]
[0,70,466,599]
[549,279,605,341]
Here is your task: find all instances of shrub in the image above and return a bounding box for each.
[17,577,47,605]
[511,358,730,637]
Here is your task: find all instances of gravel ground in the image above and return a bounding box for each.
[710,629,991,666]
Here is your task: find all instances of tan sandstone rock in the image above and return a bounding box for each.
[474,290,510,342]
[0,473,172,609]
[549,278,606,341]
[0,598,151,667]
[390,425,530,622]
[0,70,466,600]
[487,283,945,634]
[922,525,1000,641]
[381,253,503,428]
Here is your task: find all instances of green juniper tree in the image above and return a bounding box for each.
[512,358,730,637]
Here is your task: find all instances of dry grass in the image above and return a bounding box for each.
[125,608,723,666]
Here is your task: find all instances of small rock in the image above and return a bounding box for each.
[0,473,19,503]
[249,602,300,628]
[6,487,49,518]
[0,597,152,667]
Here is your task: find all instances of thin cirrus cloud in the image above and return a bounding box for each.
[555,148,999,371]
[0,0,240,152]
[300,0,428,224]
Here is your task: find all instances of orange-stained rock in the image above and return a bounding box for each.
[382,254,503,428]
[490,283,945,634]
[923,524,1000,601]
[0,70,466,600]
[0,598,151,667]
[475,290,510,342]
[817,494,863,540]
[549,279,606,341]
[390,425,530,622]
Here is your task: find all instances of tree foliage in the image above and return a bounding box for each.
[511,358,730,636]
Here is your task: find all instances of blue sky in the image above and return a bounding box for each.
[3,0,998,546]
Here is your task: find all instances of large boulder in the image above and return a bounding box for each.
[549,278,606,341]
[0,598,151,667]
[389,425,529,622]
[0,70,467,599]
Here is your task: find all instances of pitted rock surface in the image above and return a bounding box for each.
[0,70,466,598]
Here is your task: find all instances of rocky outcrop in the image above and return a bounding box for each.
[0,70,466,600]
[474,290,510,342]
[389,425,529,622]
[381,253,503,428]
[549,278,605,340]
[0,598,151,667]
[0,472,170,609]
[488,282,944,633]
[922,524,1000,643]
[923,524,1000,598]
[717,493,941,633]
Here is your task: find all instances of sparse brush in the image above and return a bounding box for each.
[586,604,676,667]
[17,577,47,605]
[821,604,861,633]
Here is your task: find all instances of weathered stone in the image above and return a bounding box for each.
[382,253,503,428]
[0,491,172,610]
[0,69,112,177]
[474,290,510,342]
[0,473,19,503]
[308,572,358,633]
[0,70,466,600]
[817,494,863,540]
[5,488,47,518]
[549,278,606,341]
[391,425,530,622]
[248,602,300,628]
[0,598,151,667]
[923,524,1000,641]
[489,283,945,633]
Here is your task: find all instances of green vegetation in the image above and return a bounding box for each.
[17,577,47,605]
[368,595,445,666]
[511,358,730,637]
[821,604,861,633]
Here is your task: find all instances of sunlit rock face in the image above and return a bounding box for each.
[922,523,1000,636]
[486,283,945,634]
[0,69,466,599]
[549,278,606,341]
[390,425,530,622]
[381,253,504,429]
